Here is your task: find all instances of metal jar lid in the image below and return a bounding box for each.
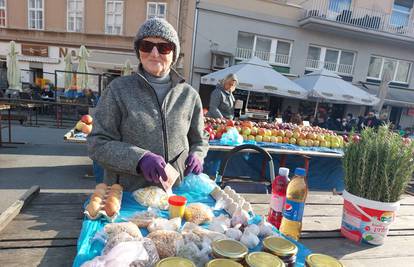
[155,257,196,267]
[245,252,285,267]
[205,259,244,267]
[211,239,248,260]
[262,237,298,257]
[305,253,344,267]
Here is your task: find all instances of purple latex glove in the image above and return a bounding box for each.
[138,152,168,183]
[184,153,203,176]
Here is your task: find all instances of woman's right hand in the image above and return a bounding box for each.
[138,152,168,183]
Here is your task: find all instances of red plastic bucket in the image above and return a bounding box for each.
[340,190,400,245]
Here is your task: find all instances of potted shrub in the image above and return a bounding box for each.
[341,125,414,245]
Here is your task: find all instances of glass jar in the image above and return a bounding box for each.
[155,257,195,267]
[262,237,297,267]
[205,259,243,267]
[305,253,344,267]
[245,252,286,267]
[168,195,187,219]
[211,239,248,262]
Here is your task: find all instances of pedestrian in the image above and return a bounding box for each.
[282,106,292,123]
[363,112,380,128]
[206,73,238,119]
[88,18,209,191]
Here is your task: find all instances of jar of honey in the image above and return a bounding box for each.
[262,237,297,267]
[168,195,187,219]
[305,253,344,267]
[211,239,248,262]
[245,252,285,267]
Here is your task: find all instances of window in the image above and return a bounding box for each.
[0,0,6,27]
[367,56,411,83]
[236,32,292,65]
[328,0,351,13]
[105,0,123,35]
[147,2,167,19]
[306,45,355,75]
[28,0,44,30]
[391,0,413,27]
[67,0,84,32]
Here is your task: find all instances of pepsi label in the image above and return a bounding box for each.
[283,199,305,222]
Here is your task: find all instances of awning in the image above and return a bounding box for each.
[294,69,379,105]
[17,55,60,64]
[88,50,138,70]
[362,82,414,108]
[201,57,308,99]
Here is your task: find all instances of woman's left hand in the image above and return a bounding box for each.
[184,153,203,176]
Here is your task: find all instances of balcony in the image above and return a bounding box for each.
[235,47,290,66]
[299,0,414,43]
[305,58,354,75]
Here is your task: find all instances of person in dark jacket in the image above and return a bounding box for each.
[363,112,380,128]
[206,73,238,119]
[88,18,209,191]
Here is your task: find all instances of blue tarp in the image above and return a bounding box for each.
[73,191,312,267]
[205,141,344,191]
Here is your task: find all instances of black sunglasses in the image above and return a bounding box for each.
[138,40,174,54]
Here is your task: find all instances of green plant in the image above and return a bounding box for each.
[343,125,414,202]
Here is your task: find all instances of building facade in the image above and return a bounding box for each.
[191,0,414,128]
[0,0,195,91]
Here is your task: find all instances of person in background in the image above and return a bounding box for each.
[206,73,238,119]
[363,112,380,128]
[291,113,303,125]
[88,18,209,191]
[344,113,357,132]
[282,106,292,123]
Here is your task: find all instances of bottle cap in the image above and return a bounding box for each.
[278,167,289,177]
[294,168,306,176]
[168,195,187,206]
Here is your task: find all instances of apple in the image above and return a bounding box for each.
[285,130,293,138]
[271,129,278,136]
[313,140,320,147]
[226,120,235,127]
[81,114,93,125]
[320,140,328,147]
[242,127,251,136]
[248,135,255,141]
[289,138,297,144]
[209,133,215,140]
[263,136,271,142]
[282,137,290,143]
[352,135,360,143]
[270,136,278,143]
[82,123,92,135]
[76,121,86,131]
[258,128,266,136]
[276,136,283,143]
[251,127,258,136]
[298,139,307,147]
[292,132,300,139]
[256,135,263,142]
[307,140,314,147]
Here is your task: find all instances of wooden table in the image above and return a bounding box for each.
[0,191,412,266]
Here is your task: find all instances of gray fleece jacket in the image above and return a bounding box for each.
[206,85,235,119]
[87,66,209,191]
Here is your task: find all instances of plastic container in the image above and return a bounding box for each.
[168,195,187,219]
[205,259,243,267]
[305,253,344,267]
[211,239,248,262]
[268,167,290,229]
[341,190,400,245]
[245,252,285,267]
[279,168,308,240]
[262,237,297,267]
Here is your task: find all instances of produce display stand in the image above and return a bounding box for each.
[0,191,413,266]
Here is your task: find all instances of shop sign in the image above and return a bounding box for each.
[22,44,48,57]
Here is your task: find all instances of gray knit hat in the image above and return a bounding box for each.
[134,18,180,65]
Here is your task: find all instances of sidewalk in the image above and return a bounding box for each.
[0,122,95,214]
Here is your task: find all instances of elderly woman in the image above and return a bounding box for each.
[207,73,238,119]
[88,18,209,191]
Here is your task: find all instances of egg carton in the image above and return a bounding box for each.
[210,185,254,216]
[84,191,123,222]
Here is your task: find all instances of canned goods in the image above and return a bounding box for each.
[211,239,248,261]
[305,253,344,267]
[155,257,196,267]
[245,251,285,267]
[262,237,297,267]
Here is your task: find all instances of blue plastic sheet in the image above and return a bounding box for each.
[206,141,344,191]
[73,190,312,266]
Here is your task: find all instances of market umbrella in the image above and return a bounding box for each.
[7,41,22,91]
[294,69,379,117]
[374,69,392,113]
[201,57,308,100]
[76,45,90,90]
[64,52,73,89]
[122,59,133,76]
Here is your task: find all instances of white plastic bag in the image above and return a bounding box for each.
[147,217,181,232]
[240,231,260,249]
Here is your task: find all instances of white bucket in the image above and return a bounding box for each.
[341,190,400,245]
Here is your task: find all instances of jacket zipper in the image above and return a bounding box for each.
[140,77,169,162]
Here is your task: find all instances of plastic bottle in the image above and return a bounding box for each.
[268,167,290,229]
[279,168,308,240]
